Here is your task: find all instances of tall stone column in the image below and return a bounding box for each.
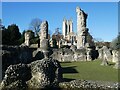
[39,21,49,50]
[38,21,50,58]
[76,6,88,49]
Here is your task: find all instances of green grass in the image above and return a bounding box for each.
[60,60,120,82]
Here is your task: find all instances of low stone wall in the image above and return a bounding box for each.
[1,45,33,64]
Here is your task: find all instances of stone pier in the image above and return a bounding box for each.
[76,6,88,49]
[24,32,31,46]
[33,21,50,60]
[39,21,49,49]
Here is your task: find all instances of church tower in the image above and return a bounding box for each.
[62,18,73,39]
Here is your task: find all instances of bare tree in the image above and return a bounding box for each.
[29,18,42,37]
[52,28,63,41]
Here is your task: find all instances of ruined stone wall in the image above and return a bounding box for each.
[1,45,33,79]
[98,46,112,62]
[50,48,87,62]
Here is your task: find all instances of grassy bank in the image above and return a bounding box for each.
[60,60,119,82]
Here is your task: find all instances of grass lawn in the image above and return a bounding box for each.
[60,60,120,82]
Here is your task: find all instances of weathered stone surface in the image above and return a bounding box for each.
[21,31,32,46]
[24,32,31,46]
[73,48,86,61]
[100,46,112,66]
[98,48,103,60]
[40,21,48,40]
[62,49,74,62]
[103,46,112,62]
[98,46,112,65]
[76,6,87,30]
[70,45,77,52]
[2,45,32,64]
[114,60,120,69]
[36,21,50,59]
[40,39,49,50]
[76,6,88,49]
[50,49,64,62]
[101,58,109,66]
[0,64,31,90]
[112,50,118,63]
[76,6,94,49]
[59,79,119,89]
[27,58,62,88]
[1,45,33,79]
[86,49,92,61]
[0,58,62,89]
[113,50,120,69]
[39,21,49,50]
[51,48,87,62]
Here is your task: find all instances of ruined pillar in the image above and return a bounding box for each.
[112,50,118,63]
[76,6,88,49]
[86,48,92,61]
[100,46,111,66]
[24,32,31,46]
[39,21,49,49]
[39,21,49,58]
[113,50,120,69]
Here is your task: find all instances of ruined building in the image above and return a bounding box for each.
[61,6,94,49]
[76,6,88,49]
[62,19,73,39]
[62,18,77,46]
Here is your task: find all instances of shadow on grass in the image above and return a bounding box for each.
[60,61,72,63]
[62,78,75,82]
[61,66,78,82]
[108,63,115,66]
[62,66,78,74]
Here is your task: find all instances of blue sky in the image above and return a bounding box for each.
[2,2,118,41]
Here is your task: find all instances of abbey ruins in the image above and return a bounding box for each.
[21,6,119,66]
[1,6,120,89]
